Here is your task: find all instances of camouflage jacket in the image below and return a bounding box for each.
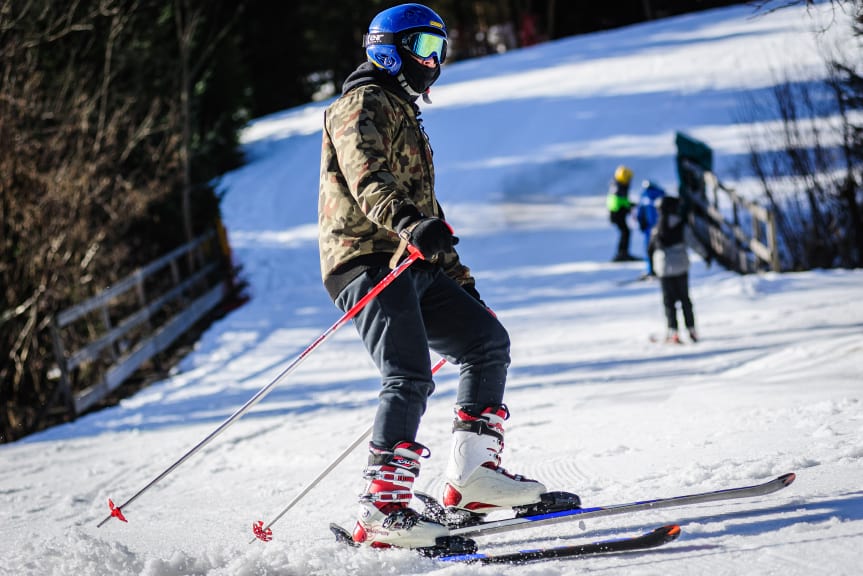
[318,74,475,300]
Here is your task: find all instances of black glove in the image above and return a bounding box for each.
[401,217,456,262]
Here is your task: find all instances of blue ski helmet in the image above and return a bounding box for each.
[363,4,448,75]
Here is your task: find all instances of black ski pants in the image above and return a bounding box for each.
[610,210,631,257]
[335,264,510,450]
[660,273,695,331]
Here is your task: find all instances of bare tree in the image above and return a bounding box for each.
[1,1,183,441]
[642,0,655,20]
[173,0,243,247]
[744,0,862,269]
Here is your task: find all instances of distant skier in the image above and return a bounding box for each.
[607,165,638,262]
[637,180,666,277]
[317,3,552,550]
[648,195,697,343]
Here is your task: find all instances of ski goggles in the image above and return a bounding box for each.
[401,31,447,63]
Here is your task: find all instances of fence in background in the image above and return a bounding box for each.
[49,230,228,417]
[676,132,780,273]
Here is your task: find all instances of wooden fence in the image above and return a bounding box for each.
[49,230,229,417]
[676,132,781,273]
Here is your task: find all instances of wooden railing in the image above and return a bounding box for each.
[676,133,780,273]
[49,230,228,417]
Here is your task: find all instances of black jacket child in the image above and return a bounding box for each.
[648,196,697,341]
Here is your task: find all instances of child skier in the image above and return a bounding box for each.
[637,181,666,277]
[607,165,637,262]
[649,195,697,343]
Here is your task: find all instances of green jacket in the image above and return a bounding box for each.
[607,181,633,213]
[318,80,475,300]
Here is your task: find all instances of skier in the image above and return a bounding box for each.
[636,180,666,277]
[648,195,697,343]
[607,165,637,262]
[317,3,549,550]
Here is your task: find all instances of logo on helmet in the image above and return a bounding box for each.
[373,54,396,69]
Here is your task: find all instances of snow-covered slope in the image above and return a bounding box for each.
[1,3,861,575]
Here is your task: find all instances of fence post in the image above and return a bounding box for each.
[48,318,75,418]
[767,210,781,271]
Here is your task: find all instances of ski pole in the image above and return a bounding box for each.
[97,250,423,528]
[251,356,448,543]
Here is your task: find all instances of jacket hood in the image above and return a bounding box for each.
[341,62,415,102]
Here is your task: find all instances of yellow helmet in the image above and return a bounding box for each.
[614,165,633,185]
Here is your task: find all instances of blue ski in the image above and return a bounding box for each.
[430,472,795,538]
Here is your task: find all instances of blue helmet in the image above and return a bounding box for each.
[364,4,448,76]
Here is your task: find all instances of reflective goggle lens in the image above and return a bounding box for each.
[402,32,446,62]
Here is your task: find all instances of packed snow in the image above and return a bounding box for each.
[2,3,861,575]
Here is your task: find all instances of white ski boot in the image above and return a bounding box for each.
[353,441,449,549]
[443,405,546,513]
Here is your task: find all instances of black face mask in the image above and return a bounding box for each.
[399,51,441,95]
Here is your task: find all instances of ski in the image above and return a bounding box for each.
[616,272,656,286]
[329,521,680,563]
[423,472,795,538]
[649,333,697,344]
[329,473,793,560]
[649,334,684,344]
[438,523,681,564]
